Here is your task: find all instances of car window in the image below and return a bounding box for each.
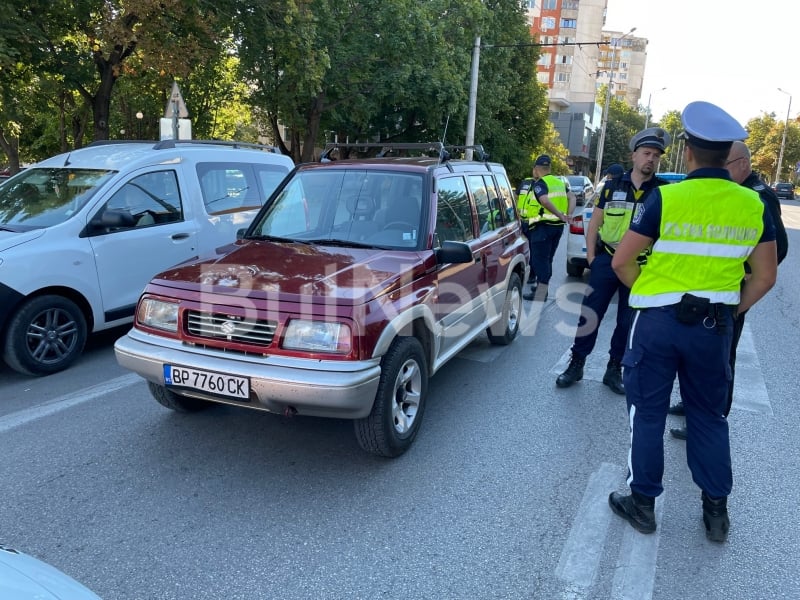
[494,172,518,222]
[0,167,114,229]
[102,171,183,229]
[436,176,474,245]
[197,163,261,215]
[251,169,424,249]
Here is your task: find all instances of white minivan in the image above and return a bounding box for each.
[0,140,294,376]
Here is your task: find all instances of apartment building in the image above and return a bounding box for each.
[524,0,647,175]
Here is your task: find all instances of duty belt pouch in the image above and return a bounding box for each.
[676,293,710,325]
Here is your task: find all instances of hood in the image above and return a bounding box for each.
[0,545,101,600]
[151,240,431,305]
[0,229,46,253]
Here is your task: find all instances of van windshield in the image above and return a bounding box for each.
[0,168,115,230]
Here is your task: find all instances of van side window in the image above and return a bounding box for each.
[103,170,183,229]
[197,163,260,215]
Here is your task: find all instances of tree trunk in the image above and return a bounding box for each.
[0,130,20,173]
[301,95,325,163]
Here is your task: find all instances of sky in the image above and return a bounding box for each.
[603,0,800,127]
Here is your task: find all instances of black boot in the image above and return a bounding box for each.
[609,490,656,534]
[702,492,729,543]
[602,357,625,395]
[556,354,585,388]
[668,402,686,416]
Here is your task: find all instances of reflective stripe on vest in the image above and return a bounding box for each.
[628,178,764,308]
[538,174,568,223]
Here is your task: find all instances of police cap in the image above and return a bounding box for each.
[678,101,748,150]
[534,154,552,167]
[605,163,624,177]
[629,127,671,152]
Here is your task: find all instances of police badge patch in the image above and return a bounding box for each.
[632,203,646,225]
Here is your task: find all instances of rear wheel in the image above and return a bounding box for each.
[487,272,522,345]
[3,295,87,376]
[148,381,213,412]
[354,337,428,457]
[566,262,584,278]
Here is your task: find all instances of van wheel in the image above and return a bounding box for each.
[3,295,87,376]
[354,337,428,457]
[487,272,522,345]
[148,382,213,412]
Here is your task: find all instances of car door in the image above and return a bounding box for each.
[434,175,485,358]
[87,169,199,323]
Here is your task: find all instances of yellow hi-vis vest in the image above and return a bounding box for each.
[516,177,542,223]
[628,178,764,308]
[538,174,568,224]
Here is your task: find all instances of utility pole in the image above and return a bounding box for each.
[465,36,481,161]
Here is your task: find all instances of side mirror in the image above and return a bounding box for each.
[435,240,473,264]
[236,227,248,240]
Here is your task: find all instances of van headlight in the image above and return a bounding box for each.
[282,320,352,353]
[137,298,179,332]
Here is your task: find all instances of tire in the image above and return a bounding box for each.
[3,295,88,376]
[487,272,522,345]
[354,337,428,457]
[566,262,584,278]
[148,381,213,412]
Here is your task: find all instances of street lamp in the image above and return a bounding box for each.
[644,86,667,129]
[594,27,636,187]
[775,88,792,184]
[136,111,144,139]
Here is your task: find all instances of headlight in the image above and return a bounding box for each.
[282,320,352,353]
[137,297,179,332]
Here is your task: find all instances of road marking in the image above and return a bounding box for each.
[550,322,772,415]
[730,323,772,415]
[556,462,618,597]
[0,373,141,434]
[611,494,665,600]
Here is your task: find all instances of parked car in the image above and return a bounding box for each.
[0,140,294,376]
[115,142,530,457]
[565,180,601,277]
[566,175,594,206]
[0,543,101,599]
[774,182,795,199]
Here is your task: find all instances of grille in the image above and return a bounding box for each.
[185,310,277,346]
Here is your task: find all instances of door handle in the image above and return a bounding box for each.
[171,233,191,240]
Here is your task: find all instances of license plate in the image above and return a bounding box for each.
[164,365,250,400]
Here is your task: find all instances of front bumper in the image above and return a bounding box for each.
[114,329,382,419]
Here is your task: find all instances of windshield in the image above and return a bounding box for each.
[249,169,425,250]
[567,176,587,187]
[0,167,115,230]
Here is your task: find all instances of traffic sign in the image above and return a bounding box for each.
[164,81,189,118]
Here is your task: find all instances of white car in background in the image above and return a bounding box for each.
[0,140,294,376]
[565,180,601,278]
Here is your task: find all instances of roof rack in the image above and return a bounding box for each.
[320,142,446,162]
[86,139,283,153]
[443,145,490,161]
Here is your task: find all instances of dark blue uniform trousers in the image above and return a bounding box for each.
[622,305,734,498]
[571,251,631,360]
[528,223,564,285]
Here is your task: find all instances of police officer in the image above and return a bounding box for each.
[608,101,778,542]
[556,128,671,394]
[518,155,573,302]
[668,140,789,438]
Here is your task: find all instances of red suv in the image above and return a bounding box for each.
[115,143,530,456]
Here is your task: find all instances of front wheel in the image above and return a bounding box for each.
[354,337,429,457]
[487,272,522,345]
[3,295,88,376]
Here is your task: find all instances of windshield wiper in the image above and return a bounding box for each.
[305,238,382,249]
[247,234,309,244]
[0,225,21,232]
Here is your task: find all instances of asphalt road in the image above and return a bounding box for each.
[2,202,800,600]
